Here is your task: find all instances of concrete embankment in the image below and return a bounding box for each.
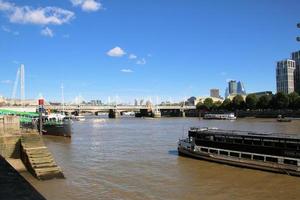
[0,115,64,198]
[0,155,46,200]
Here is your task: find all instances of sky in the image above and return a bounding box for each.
[0,0,300,103]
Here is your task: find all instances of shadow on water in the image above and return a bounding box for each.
[168,150,178,156]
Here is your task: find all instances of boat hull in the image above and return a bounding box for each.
[178,146,300,176]
[42,122,72,137]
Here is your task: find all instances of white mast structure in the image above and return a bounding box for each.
[11,68,20,100]
[20,64,25,105]
[61,84,65,113]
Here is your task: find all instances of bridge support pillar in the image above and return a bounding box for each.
[181,110,186,117]
[151,110,161,118]
[108,109,120,118]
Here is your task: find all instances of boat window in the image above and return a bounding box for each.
[209,149,218,154]
[275,142,285,148]
[253,155,264,161]
[241,153,251,159]
[200,148,208,153]
[234,139,243,144]
[230,152,239,157]
[266,157,278,163]
[244,139,252,145]
[284,159,298,166]
[220,151,228,156]
[263,141,273,147]
[253,140,262,145]
[286,142,298,149]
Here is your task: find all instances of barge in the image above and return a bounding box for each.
[178,127,300,176]
[203,113,236,120]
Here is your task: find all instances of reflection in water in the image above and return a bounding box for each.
[23,117,300,200]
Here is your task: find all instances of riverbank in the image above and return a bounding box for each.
[0,155,46,200]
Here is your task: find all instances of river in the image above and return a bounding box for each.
[21,117,300,200]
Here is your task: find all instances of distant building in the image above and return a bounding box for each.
[248,91,273,98]
[186,96,196,106]
[228,80,237,95]
[194,96,223,106]
[210,89,220,98]
[227,94,246,101]
[292,50,300,94]
[134,99,138,106]
[237,81,246,95]
[225,87,229,98]
[90,100,102,105]
[276,59,296,94]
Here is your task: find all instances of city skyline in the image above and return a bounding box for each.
[1,0,300,102]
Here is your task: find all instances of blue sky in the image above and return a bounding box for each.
[0,0,300,103]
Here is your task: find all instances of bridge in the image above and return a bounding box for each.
[0,105,198,118]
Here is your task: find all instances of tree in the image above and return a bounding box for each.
[212,100,222,110]
[272,92,289,109]
[221,98,232,110]
[232,95,245,110]
[203,98,214,110]
[288,92,299,109]
[245,94,257,110]
[257,95,271,109]
[295,97,300,110]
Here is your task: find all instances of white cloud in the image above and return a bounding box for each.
[121,69,133,73]
[62,34,70,38]
[1,25,18,35]
[1,25,10,32]
[0,1,74,25]
[1,80,11,84]
[128,54,137,59]
[136,58,146,65]
[41,27,53,37]
[107,46,126,57]
[71,0,102,12]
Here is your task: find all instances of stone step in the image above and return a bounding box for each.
[20,135,64,180]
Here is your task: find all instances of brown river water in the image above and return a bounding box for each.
[21,117,300,200]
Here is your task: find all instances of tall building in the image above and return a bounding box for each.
[210,89,220,98]
[237,81,246,95]
[228,80,237,94]
[225,87,229,98]
[292,50,300,94]
[276,59,296,94]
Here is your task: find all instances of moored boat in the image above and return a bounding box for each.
[178,127,300,176]
[203,113,236,120]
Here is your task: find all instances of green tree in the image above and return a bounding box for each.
[295,97,300,110]
[203,98,214,110]
[245,94,257,110]
[257,95,271,109]
[212,100,222,110]
[288,92,299,109]
[232,95,245,110]
[221,98,232,110]
[272,92,289,109]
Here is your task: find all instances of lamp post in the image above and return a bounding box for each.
[297,23,300,42]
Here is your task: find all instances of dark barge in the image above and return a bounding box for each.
[178,127,300,176]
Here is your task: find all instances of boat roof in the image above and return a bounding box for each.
[0,109,39,117]
[189,127,300,141]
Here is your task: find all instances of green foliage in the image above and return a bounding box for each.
[288,92,299,109]
[232,95,245,110]
[203,98,214,110]
[295,97,300,109]
[272,92,289,109]
[245,94,257,110]
[257,95,271,109]
[221,98,232,110]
